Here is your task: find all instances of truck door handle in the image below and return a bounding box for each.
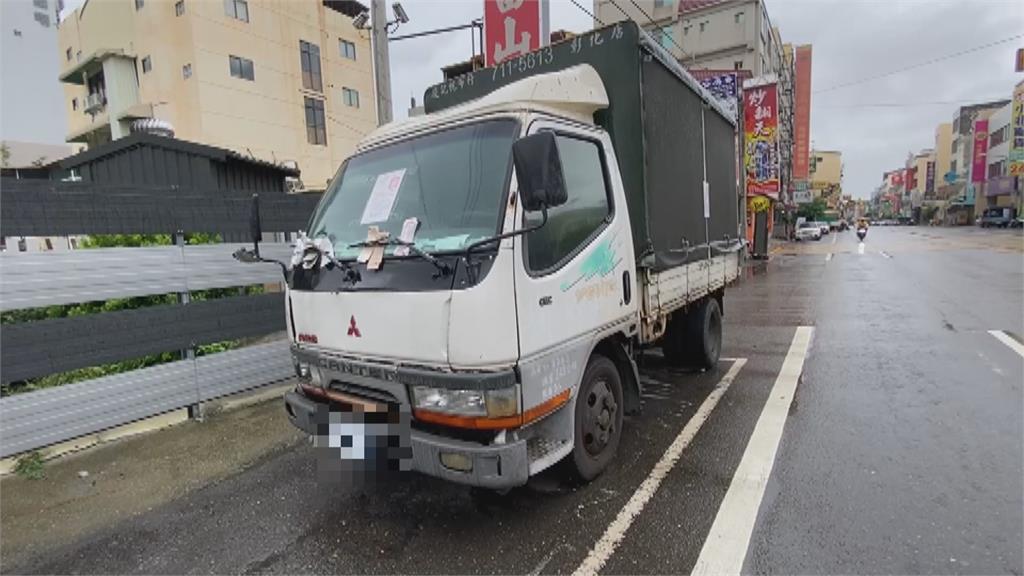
[622,270,631,305]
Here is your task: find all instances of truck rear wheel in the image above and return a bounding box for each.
[564,354,623,482]
[688,298,722,370]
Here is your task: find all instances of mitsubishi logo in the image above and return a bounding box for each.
[347,315,362,338]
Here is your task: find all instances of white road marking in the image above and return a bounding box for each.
[692,326,814,576]
[572,358,748,576]
[825,252,833,262]
[879,251,893,259]
[857,242,865,255]
[831,233,838,245]
[989,330,1024,358]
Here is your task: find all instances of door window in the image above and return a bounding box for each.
[524,133,612,273]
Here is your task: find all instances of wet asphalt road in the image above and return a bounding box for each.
[6,226,1023,575]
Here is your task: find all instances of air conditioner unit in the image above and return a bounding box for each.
[84,93,106,115]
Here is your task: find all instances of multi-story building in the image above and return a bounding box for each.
[1,0,78,167]
[932,122,953,191]
[982,101,1018,213]
[809,149,841,206]
[57,0,376,190]
[949,100,1009,183]
[593,0,681,56]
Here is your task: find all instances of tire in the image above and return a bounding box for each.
[685,298,722,370]
[564,355,624,483]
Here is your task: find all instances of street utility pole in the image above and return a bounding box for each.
[371,0,393,126]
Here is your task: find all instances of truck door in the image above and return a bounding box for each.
[513,121,636,409]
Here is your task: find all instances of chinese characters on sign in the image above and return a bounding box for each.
[1010,81,1024,176]
[699,74,737,102]
[484,0,547,67]
[792,45,812,182]
[743,82,780,198]
[971,119,988,183]
[925,161,935,194]
[699,73,738,116]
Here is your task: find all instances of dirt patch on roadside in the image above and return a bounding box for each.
[0,398,303,566]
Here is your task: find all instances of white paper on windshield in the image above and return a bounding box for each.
[360,169,406,224]
[394,217,419,256]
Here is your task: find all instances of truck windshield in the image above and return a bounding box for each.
[308,119,519,260]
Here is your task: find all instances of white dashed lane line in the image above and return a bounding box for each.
[572,358,748,576]
[989,330,1024,358]
[692,326,814,576]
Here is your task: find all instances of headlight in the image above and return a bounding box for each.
[411,385,520,424]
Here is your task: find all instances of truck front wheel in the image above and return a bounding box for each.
[564,354,624,482]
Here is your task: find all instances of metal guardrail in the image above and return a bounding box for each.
[0,179,315,458]
[0,243,291,312]
[0,340,292,458]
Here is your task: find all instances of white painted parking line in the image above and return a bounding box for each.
[825,252,833,262]
[988,330,1024,358]
[857,243,865,255]
[692,326,814,576]
[831,233,838,245]
[572,358,748,576]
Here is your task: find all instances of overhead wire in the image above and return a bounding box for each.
[625,0,692,60]
[568,0,605,26]
[814,33,1023,94]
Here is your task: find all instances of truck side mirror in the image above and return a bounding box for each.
[249,193,262,257]
[513,132,567,212]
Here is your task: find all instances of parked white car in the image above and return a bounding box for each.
[796,222,822,241]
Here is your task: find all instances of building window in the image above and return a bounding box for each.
[13,29,21,37]
[66,47,72,61]
[734,60,743,70]
[735,11,744,23]
[340,39,357,60]
[659,28,673,50]
[300,40,323,92]
[699,21,706,32]
[182,63,192,79]
[33,0,48,9]
[990,125,1007,147]
[683,25,690,36]
[229,55,254,80]
[72,97,78,111]
[524,134,612,273]
[135,0,144,10]
[988,160,1005,178]
[304,97,326,145]
[141,56,152,73]
[654,0,668,7]
[175,0,185,16]
[34,11,50,27]
[342,87,359,108]
[224,0,248,22]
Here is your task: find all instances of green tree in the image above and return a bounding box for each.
[797,198,827,221]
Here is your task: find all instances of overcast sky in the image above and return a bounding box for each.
[389,0,1023,199]
[59,0,1024,198]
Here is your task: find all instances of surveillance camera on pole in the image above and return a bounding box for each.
[352,11,369,30]
[392,2,409,24]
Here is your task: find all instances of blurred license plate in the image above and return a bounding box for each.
[314,402,412,480]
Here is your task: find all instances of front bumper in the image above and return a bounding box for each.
[284,391,529,489]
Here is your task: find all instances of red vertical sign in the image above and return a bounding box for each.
[484,0,543,67]
[971,119,989,183]
[792,45,812,181]
[743,82,780,197]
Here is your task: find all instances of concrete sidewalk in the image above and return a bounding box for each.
[0,384,304,568]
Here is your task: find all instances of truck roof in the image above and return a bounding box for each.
[359,65,609,151]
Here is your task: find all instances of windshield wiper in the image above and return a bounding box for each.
[348,238,453,277]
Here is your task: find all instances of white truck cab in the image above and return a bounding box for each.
[261,22,742,489]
